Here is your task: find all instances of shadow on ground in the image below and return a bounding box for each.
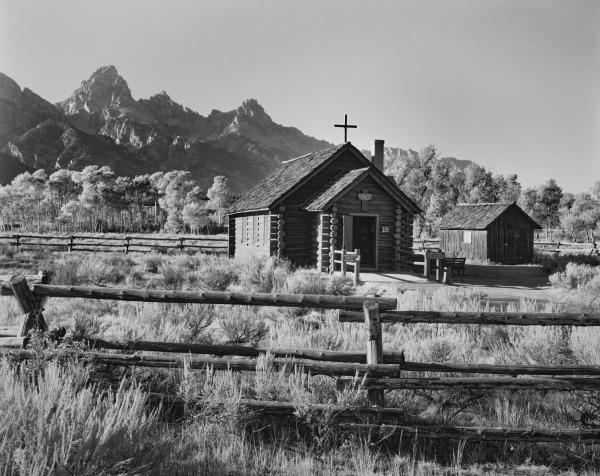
[453,264,549,289]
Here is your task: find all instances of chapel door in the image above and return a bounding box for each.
[352,216,377,269]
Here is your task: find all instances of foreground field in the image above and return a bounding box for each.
[1,248,600,474]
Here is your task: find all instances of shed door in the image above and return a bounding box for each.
[352,216,377,269]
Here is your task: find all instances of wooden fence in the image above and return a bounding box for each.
[534,241,600,256]
[414,238,600,256]
[2,271,600,444]
[0,233,228,255]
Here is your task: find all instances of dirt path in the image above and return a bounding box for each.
[357,264,556,303]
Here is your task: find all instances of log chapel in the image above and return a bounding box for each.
[226,140,421,271]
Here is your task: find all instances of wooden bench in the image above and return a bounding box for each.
[442,258,466,276]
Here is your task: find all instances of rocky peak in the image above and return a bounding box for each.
[0,72,23,102]
[237,98,270,121]
[60,65,136,115]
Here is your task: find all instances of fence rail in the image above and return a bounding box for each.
[0,233,228,255]
[413,237,600,256]
[1,271,600,446]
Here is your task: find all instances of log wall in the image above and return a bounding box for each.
[333,176,398,270]
[233,211,271,260]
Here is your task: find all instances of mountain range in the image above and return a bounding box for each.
[0,65,474,191]
[0,66,332,191]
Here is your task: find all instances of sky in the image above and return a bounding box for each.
[1,0,598,192]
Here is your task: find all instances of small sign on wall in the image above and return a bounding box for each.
[381,226,391,233]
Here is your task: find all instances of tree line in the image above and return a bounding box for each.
[388,145,600,241]
[1,151,598,240]
[0,166,232,234]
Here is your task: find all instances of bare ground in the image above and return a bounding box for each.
[356,263,555,303]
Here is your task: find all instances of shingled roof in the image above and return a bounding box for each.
[439,202,541,230]
[304,168,369,211]
[227,144,348,214]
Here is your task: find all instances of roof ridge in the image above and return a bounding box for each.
[281,144,343,164]
[457,202,514,206]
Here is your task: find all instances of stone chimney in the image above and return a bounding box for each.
[372,139,384,171]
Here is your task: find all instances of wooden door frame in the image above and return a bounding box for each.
[347,213,379,271]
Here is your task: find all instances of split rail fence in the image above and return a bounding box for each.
[0,233,228,255]
[2,271,600,444]
[414,237,600,257]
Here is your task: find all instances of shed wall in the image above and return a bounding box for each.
[487,209,535,263]
[439,229,488,260]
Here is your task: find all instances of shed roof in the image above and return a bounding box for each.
[438,202,541,230]
[226,144,348,214]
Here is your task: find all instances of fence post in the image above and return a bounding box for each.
[10,270,51,338]
[125,236,131,254]
[443,263,453,285]
[423,251,430,278]
[179,237,185,253]
[68,235,74,252]
[364,301,384,406]
[354,248,360,286]
[341,250,346,276]
[14,234,20,253]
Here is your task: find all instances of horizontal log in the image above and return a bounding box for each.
[76,340,600,376]
[367,376,600,391]
[73,243,125,248]
[0,326,19,338]
[338,310,600,326]
[69,247,149,254]
[2,234,226,242]
[395,361,600,376]
[3,350,402,377]
[148,395,427,423]
[23,285,397,310]
[12,242,68,248]
[0,337,26,348]
[0,275,42,283]
[81,339,405,364]
[340,423,600,442]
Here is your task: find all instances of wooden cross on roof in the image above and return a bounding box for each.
[334,114,357,143]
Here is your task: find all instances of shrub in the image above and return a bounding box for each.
[549,262,600,289]
[328,275,354,295]
[51,259,80,285]
[0,242,15,259]
[162,264,185,289]
[70,309,107,340]
[78,260,126,285]
[143,254,163,273]
[100,253,135,272]
[283,269,329,295]
[191,265,238,291]
[0,360,166,475]
[238,257,290,293]
[218,306,268,345]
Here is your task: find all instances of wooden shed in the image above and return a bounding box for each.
[438,202,541,264]
[226,141,421,271]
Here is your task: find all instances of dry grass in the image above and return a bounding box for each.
[2,250,600,473]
